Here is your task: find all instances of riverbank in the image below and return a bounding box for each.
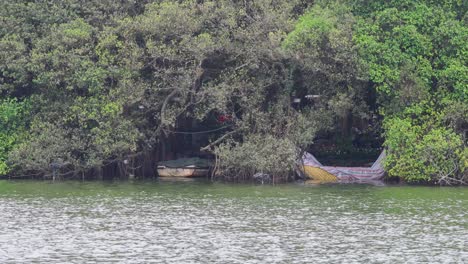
[0,175,464,187]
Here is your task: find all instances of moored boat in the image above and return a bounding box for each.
[300,151,386,182]
[157,158,212,178]
[157,165,209,178]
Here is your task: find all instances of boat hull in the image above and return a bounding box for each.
[302,165,385,182]
[303,165,338,182]
[157,167,209,178]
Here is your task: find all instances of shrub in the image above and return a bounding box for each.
[384,114,467,185]
[0,98,29,176]
[214,134,298,183]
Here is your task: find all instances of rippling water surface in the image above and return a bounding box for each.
[0,180,467,263]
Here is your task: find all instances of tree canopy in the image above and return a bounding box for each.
[0,0,466,184]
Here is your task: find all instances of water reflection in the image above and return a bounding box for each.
[0,180,467,263]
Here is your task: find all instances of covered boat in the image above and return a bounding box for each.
[300,151,386,182]
[157,158,212,178]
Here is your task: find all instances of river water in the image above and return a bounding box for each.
[0,180,466,263]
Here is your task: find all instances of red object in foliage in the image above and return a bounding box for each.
[218,114,232,123]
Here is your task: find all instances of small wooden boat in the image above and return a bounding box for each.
[157,165,209,178]
[157,158,211,178]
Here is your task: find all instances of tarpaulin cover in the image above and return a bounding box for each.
[302,151,386,181]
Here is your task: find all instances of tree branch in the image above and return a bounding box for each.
[155,88,180,136]
[200,130,238,152]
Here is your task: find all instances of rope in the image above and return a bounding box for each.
[163,125,230,135]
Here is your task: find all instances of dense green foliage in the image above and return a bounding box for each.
[0,98,28,175]
[383,105,467,184]
[349,0,467,183]
[0,0,466,183]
